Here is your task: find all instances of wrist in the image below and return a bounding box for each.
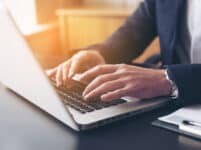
[157,70,173,96]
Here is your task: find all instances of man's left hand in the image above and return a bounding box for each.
[77,64,172,102]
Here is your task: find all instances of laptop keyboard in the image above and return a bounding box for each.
[50,79,126,114]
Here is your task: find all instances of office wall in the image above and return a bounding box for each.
[84,0,143,6]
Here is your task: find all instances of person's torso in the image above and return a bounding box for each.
[155,0,201,65]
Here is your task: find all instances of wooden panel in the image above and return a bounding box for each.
[35,0,83,24]
[57,6,160,63]
[57,6,134,51]
[65,16,126,49]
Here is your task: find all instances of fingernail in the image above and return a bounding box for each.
[83,97,88,101]
[101,95,109,102]
[73,74,81,81]
[68,72,74,78]
[84,95,90,101]
[101,96,106,101]
[82,91,86,96]
[82,88,89,96]
[57,81,61,87]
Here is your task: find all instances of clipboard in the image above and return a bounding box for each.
[152,120,201,140]
[152,105,201,140]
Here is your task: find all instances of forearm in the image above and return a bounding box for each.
[167,64,201,105]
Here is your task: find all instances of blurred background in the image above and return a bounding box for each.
[1,0,159,69]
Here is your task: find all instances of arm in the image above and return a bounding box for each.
[47,0,159,87]
[86,0,157,64]
[167,64,201,105]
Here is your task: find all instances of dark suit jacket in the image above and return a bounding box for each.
[86,0,201,105]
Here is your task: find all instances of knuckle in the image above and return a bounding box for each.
[94,65,101,71]
[97,66,103,71]
[56,66,61,74]
[116,69,131,77]
[57,64,61,69]
[63,61,69,66]
[62,64,66,70]
[101,83,109,89]
[117,89,124,94]
[124,85,133,91]
[118,87,127,94]
[114,89,126,97]
[99,81,114,90]
[104,81,114,87]
[95,64,106,72]
[56,72,60,79]
[116,69,126,76]
[95,76,104,84]
[123,75,134,82]
[62,60,70,67]
[119,63,127,69]
[119,67,129,73]
[119,64,128,69]
[63,61,69,67]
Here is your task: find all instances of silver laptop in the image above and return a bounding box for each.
[0,5,171,131]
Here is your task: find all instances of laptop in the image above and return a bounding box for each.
[0,5,171,131]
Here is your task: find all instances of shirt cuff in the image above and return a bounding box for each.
[165,69,179,99]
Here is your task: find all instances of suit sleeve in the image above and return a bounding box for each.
[167,64,201,105]
[85,0,157,64]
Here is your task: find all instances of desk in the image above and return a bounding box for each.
[0,83,200,150]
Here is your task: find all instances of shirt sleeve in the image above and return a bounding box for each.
[167,64,201,106]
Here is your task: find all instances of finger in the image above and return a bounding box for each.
[55,65,63,87]
[79,65,117,83]
[68,58,81,78]
[84,80,124,101]
[46,67,57,78]
[62,60,72,82]
[83,73,120,96]
[101,87,128,102]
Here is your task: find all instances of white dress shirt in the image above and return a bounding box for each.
[187,0,201,63]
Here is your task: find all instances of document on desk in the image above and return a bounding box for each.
[152,105,201,140]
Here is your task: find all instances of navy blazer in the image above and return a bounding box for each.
[86,0,201,105]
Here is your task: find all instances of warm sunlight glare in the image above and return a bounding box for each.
[6,0,38,34]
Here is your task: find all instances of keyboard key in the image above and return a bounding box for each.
[50,79,126,113]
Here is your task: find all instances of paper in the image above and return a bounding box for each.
[159,105,201,125]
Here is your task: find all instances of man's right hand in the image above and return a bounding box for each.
[46,50,105,86]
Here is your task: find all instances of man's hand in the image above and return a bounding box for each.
[77,64,172,101]
[46,50,105,86]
